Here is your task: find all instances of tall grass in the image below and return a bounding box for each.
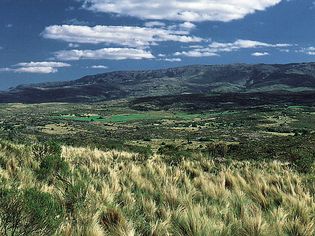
[0,140,315,235]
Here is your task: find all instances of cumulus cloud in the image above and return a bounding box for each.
[42,25,203,47]
[179,22,196,30]
[15,61,71,68]
[0,61,71,74]
[54,48,155,60]
[251,52,270,56]
[81,0,282,22]
[175,39,291,57]
[91,65,108,69]
[14,67,59,74]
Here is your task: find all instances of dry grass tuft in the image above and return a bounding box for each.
[1,143,315,235]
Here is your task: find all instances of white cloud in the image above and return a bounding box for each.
[175,50,218,57]
[144,21,166,28]
[175,39,291,57]
[81,0,282,22]
[178,22,196,30]
[299,47,315,55]
[15,61,71,68]
[158,53,166,57]
[162,58,182,62]
[0,61,71,74]
[91,65,108,69]
[207,39,291,52]
[54,48,155,60]
[156,53,182,61]
[15,67,59,74]
[42,25,203,47]
[251,52,270,56]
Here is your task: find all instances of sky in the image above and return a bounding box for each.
[0,0,315,90]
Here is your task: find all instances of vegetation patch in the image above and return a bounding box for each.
[0,141,315,235]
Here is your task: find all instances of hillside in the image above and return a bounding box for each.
[1,140,315,235]
[1,63,315,103]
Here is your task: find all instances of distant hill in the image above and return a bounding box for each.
[1,63,315,103]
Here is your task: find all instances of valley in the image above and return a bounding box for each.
[1,92,314,161]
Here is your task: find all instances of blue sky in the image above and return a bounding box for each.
[0,0,315,90]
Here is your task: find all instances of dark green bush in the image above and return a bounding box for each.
[0,188,63,236]
[158,144,192,166]
[126,144,153,159]
[36,155,70,183]
[289,148,315,173]
[104,139,125,151]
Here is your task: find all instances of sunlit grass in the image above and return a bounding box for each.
[0,140,315,235]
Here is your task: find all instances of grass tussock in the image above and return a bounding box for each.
[0,140,315,235]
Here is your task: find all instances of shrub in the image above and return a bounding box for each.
[0,188,63,236]
[32,141,62,161]
[126,145,153,159]
[206,142,229,157]
[36,154,70,183]
[104,139,125,151]
[289,148,315,173]
[158,144,192,166]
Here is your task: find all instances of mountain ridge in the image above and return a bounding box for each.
[1,62,315,103]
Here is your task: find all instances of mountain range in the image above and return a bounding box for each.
[1,63,315,103]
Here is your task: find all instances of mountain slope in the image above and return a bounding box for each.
[1,63,315,103]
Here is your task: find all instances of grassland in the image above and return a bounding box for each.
[1,140,315,235]
[0,93,315,235]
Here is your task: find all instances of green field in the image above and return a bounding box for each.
[52,110,240,125]
[54,113,167,123]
